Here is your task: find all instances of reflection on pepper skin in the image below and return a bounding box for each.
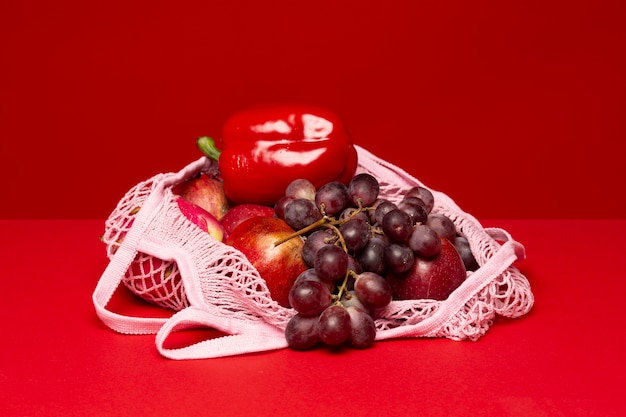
[198,104,358,206]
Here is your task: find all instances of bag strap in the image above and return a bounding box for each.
[154,306,288,360]
[92,156,209,334]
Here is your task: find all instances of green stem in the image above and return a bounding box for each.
[196,136,222,161]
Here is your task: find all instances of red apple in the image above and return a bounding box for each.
[172,173,230,220]
[225,217,308,307]
[220,203,276,240]
[175,196,224,242]
[386,237,467,301]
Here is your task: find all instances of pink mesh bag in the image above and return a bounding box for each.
[93,145,533,359]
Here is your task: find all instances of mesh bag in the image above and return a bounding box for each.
[93,145,533,359]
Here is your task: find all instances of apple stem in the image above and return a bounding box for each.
[196,136,222,161]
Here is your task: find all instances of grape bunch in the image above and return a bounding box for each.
[274,174,478,351]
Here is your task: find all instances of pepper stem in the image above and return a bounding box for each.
[196,136,222,161]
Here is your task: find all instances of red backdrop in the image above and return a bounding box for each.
[1,0,625,219]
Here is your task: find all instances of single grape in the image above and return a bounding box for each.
[453,235,479,271]
[373,200,397,226]
[338,207,369,223]
[339,218,371,253]
[354,271,393,309]
[314,244,349,282]
[381,209,413,242]
[285,178,316,201]
[285,313,319,350]
[426,213,457,242]
[346,254,363,275]
[397,199,428,225]
[293,268,335,291]
[284,198,323,230]
[288,277,332,316]
[302,229,337,266]
[346,306,377,349]
[408,224,442,258]
[318,305,352,346]
[315,181,350,216]
[368,198,387,224]
[384,242,415,273]
[348,173,380,207]
[405,186,435,213]
[401,196,428,210]
[274,195,294,219]
[356,236,388,274]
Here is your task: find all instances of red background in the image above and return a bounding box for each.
[2,0,625,219]
[2,2,626,416]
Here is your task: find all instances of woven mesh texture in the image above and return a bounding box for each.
[100,145,533,342]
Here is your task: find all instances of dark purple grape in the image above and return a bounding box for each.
[302,229,337,267]
[368,198,387,223]
[373,200,397,226]
[314,244,349,282]
[453,235,479,271]
[402,196,428,210]
[356,236,388,274]
[274,195,294,219]
[284,198,323,230]
[285,314,319,350]
[315,181,350,216]
[381,209,413,242]
[338,207,369,223]
[384,242,415,273]
[354,271,393,309]
[405,186,435,213]
[347,306,377,349]
[408,224,442,258]
[318,305,352,346]
[348,173,380,207]
[346,254,363,275]
[285,178,316,201]
[339,218,371,253]
[397,200,428,225]
[288,277,332,316]
[426,213,457,242]
[293,268,334,291]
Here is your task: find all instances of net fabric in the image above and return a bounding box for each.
[101,173,191,311]
[95,145,534,358]
[352,147,534,340]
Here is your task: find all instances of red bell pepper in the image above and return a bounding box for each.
[197,104,358,206]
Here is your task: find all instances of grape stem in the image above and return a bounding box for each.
[322,223,348,252]
[335,270,358,305]
[273,216,331,247]
[273,203,372,248]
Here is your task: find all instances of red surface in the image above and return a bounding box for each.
[1,0,625,219]
[1,219,625,416]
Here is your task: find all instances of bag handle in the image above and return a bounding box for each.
[92,157,210,334]
[154,306,288,360]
